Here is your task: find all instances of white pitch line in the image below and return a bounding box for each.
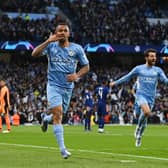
[0,142,168,161]
[120,160,136,163]
[77,149,168,161]
[0,142,58,150]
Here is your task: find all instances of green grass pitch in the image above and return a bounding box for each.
[0,124,168,168]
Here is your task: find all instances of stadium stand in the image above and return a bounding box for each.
[0,0,168,125]
[0,58,167,125]
[0,0,168,44]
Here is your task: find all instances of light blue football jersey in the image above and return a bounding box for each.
[43,42,89,88]
[115,64,168,99]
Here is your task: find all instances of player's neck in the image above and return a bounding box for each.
[146,62,153,67]
[59,41,70,48]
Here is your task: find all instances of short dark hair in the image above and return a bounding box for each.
[144,48,157,57]
[55,21,71,29]
[102,79,108,85]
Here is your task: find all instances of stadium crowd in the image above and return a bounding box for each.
[0,0,168,45]
[0,0,59,13]
[0,60,168,125]
[0,0,168,125]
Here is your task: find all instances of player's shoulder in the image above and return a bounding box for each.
[137,64,146,68]
[70,42,83,49]
[153,65,163,72]
[134,64,145,70]
[69,43,85,55]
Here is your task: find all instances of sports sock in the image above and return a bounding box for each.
[137,112,147,136]
[53,124,66,151]
[137,112,146,128]
[98,117,104,129]
[88,118,91,130]
[44,114,53,123]
[85,118,88,130]
[0,116,2,130]
[5,116,11,130]
[139,118,147,136]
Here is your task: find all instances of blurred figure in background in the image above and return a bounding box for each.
[83,86,94,131]
[0,79,11,133]
[95,80,109,133]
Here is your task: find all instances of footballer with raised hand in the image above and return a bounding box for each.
[32,21,89,159]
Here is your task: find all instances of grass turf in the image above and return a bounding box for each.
[0,124,168,168]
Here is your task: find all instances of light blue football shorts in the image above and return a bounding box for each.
[135,94,154,111]
[47,84,73,113]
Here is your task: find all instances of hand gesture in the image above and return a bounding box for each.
[109,81,115,88]
[47,32,65,43]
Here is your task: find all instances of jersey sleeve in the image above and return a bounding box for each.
[115,67,138,85]
[158,68,168,84]
[77,45,89,65]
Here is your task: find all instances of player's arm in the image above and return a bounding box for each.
[110,67,137,87]
[67,44,90,82]
[7,88,10,109]
[67,64,90,82]
[32,33,63,57]
[76,45,90,79]
[31,40,50,57]
[77,64,90,78]
[159,68,168,84]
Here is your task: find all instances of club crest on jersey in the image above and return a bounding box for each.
[68,50,75,56]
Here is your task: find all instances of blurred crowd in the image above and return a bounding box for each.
[70,0,168,45]
[0,0,57,13]
[0,0,168,45]
[0,60,168,125]
[0,0,168,125]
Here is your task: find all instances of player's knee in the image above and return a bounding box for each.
[53,113,62,124]
[144,110,151,117]
[52,106,63,124]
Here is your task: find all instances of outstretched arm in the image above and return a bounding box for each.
[110,67,137,87]
[159,68,168,84]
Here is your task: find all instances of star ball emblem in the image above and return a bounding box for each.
[68,50,75,56]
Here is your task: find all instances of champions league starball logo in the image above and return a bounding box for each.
[84,43,115,53]
[0,41,34,50]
